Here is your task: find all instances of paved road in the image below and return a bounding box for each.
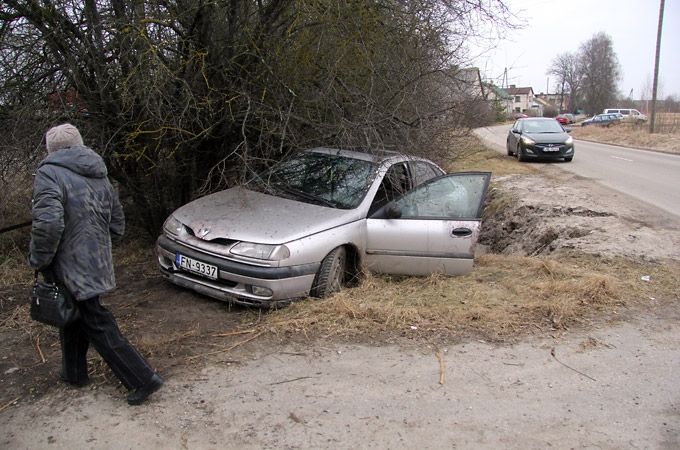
[475,124,680,219]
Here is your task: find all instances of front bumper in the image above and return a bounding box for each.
[522,143,574,159]
[156,235,319,307]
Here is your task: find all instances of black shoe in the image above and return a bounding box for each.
[127,374,163,406]
[59,371,89,387]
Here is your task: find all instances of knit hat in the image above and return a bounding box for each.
[45,123,84,153]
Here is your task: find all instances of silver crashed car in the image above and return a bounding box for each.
[156,147,491,307]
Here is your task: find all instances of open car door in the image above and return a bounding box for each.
[365,172,491,276]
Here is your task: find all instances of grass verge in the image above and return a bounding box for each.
[570,116,680,154]
[260,252,679,343]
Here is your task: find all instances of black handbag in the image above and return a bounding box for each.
[30,270,80,327]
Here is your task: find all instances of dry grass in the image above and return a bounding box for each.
[0,235,33,287]
[260,253,680,342]
[444,133,536,176]
[571,113,680,154]
[652,112,680,134]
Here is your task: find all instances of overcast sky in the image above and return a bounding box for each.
[470,0,680,99]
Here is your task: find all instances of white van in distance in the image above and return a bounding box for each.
[603,108,647,123]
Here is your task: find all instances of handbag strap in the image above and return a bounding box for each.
[35,269,57,286]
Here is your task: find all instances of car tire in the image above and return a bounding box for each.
[310,246,347,298]
[516,145,526,162]
[507,141,514,156]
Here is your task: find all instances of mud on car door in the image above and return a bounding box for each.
[365,172,491,276]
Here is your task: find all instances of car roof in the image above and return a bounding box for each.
[306,147,425,165]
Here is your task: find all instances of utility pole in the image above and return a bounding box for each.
[650,0,665,133]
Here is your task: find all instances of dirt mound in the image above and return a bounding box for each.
[480,170,680,261]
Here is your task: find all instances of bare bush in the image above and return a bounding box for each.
[1,1,512,235]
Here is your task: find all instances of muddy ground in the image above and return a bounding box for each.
[1,163,680,449]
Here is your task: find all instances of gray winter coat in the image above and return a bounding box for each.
[29,145,124,300]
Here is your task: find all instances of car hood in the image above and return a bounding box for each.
[523,132,569,143]
[171,186,363,244]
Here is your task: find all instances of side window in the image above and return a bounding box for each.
[412,161,443,186]
[391,173,490,219]
[369,163,410,215]
[620,109,630,115]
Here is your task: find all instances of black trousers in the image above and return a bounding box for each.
[59,296,155,390]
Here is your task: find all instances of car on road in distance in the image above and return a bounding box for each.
[603,108,647,123]
[506,117,574,162]
[156,148,491,307]
[556,113,575,124]
[581,113,623,127]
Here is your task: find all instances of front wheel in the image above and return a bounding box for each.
[310,246,347,298]
[516,145,526,162]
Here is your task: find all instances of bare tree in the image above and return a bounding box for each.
[578,32,621,115]
[547,52,583,113]
[1,0,512,235]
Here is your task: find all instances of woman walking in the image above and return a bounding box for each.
[29,123,163,405]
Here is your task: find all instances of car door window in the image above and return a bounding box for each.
[372,172,490,219]
[369,163,411,215]
[412,161,443,186]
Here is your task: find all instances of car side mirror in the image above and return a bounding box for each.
[386,204,402,219]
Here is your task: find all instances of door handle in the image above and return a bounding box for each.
[451,227,472,237]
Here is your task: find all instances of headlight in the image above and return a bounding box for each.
[230,242,290,261]
[565,136,573,145]
[163,215,184,236]
[520,136,535,146]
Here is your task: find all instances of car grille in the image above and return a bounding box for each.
[185,227,237,246]
[534,143,564,153]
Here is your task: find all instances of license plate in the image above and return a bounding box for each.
[175,253,218,280]
[543,147,560,152]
